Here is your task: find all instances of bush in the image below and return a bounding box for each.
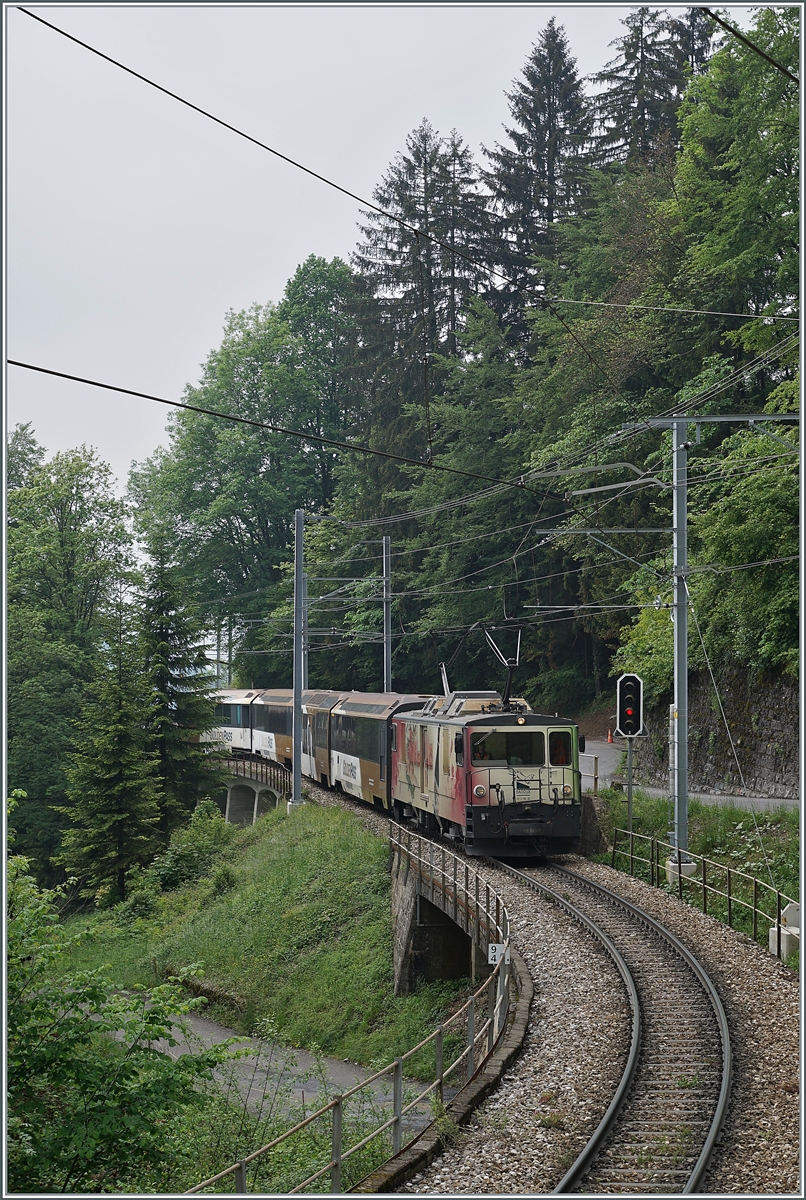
[149,801,235,891]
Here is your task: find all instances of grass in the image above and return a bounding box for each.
[57,802,470,1069]
[593,786,800,963]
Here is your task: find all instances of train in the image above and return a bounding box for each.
[206,683,585,858]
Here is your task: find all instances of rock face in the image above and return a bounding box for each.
[634,665,798,799]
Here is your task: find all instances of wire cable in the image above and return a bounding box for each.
[6,359,562,503]
[685,579,777,888]
[701,7,799,85]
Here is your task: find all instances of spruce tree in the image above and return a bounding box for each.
[141,536,225,838]
[353,120,489,360]
[592,6,684,164]
[482,17,594,329]
[57,598,161,902]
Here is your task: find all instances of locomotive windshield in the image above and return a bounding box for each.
[470,728,574,766]
[471,730,545,766]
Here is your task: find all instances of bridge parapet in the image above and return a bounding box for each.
[391,827,509,997]
[220,757,291,826]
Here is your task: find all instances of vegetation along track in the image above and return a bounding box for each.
[497,860,732,1194]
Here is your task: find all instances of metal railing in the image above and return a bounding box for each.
[611,828,798,960]
[185,831,511,1194]
[225,755,291,796]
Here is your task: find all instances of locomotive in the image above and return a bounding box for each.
[206,685,584,858]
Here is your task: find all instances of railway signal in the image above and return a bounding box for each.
[616,674,643,738]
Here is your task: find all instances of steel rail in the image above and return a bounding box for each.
[545,863,732,1194]
[486,859,642,1192]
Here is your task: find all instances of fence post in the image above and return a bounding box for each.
[753,877,758,942]
[702,857,707,915]
[677,844,683,900]
[611,828,618,868]
[485,883,490,942]
[727,868,732,927]
[454,856,458,922]
[475,874,480,942]
[234,1160,247,1194]
[435,1025,444,1104]
[650,838,655,887]
[467,996,475,1081]
[393,1057,403,1154]
[331,1096,343,1194]
[776,891,782,960]
[464,864,469,932]
[487,975,496,1054]
[429,841,434,902]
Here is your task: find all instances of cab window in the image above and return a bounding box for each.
[549,731,572,766]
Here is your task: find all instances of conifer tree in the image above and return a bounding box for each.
[592,6,684,164]
[482,17,593,328]
[141,536,225,838]
[353,120,489,360]
[666,7,716,81]
[57,597,161,902]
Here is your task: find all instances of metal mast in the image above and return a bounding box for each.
[291,508,304,807]
[383,535,392,692]
[672,416,690,853]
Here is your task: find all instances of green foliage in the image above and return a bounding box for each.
[7,853,233,1194]
[147,801,236,892]
[7,444,133,885]
[6,420,45,489]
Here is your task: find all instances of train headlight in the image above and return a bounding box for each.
[517,717,525,725]
[473,784,486,798]
[563,785,572,796]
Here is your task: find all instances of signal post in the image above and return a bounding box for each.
[616,674,643,832]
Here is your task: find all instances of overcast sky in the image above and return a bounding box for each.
[6,2,758,489]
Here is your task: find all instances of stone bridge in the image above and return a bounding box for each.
[217,757,290,826]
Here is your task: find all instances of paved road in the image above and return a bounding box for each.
[156,1010,456,1129]
[584,739,797,812]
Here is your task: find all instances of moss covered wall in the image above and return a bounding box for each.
[634,666,798,800]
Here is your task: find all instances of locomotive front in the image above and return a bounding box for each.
[391,692,583,858]
[461,714,582,857]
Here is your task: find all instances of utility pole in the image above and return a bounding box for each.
[383,535,392,692]
[291,508,304,808]
[672,415,689,855]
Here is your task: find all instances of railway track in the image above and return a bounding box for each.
[252,777,736,1192]
[493,859,731,1195]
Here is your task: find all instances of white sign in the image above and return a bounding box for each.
[488,943,510,966]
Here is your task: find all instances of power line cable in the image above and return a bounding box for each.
[7,359,562,503]
[544,296,797,323]
[701,7,799,85]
